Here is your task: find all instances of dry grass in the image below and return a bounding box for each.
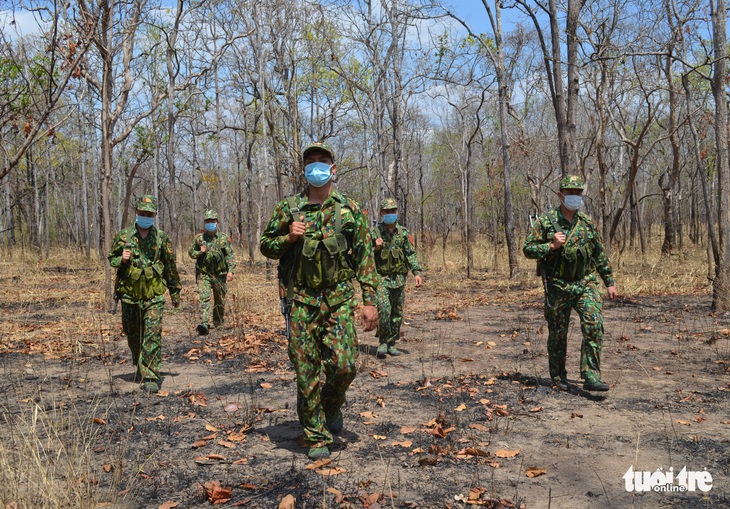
[0,240,717,507]
[0,391,138,508]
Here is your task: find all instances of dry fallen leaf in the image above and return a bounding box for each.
[207,454,226,461]
[526,466,548,478]
[373,435,387,440]
[360,411,377,419]
[377,397,385,408]
[676,419,691,426]
[418,456,438,466]
[315,467,347,476]
[224,403,241,413]
[192,440,208,449]
[455,403,467,412]
[205,424,220,432]
[400,426,417,434]
[305,458,332,470]
[470,423,489,432]
[278,494,295,509]
[326,488,344,504]
[260,382,272,389]
[494,449,520,458]
[158,501,180,509]
[232,458,248,465]
[457,447,488,457]
[218,440,235,449]
[392,440,413,448]
[203,481,232,505]
[571,413,583,419]
[103,464,112,473]
[529,407,542,413]
[92,417,107,425]
[156,390,170,397]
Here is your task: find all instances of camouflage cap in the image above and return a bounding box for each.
[559,175,585,190]
[204,209,218,220]
[135,194,157,212]
[380,198,398,211]
[302,141,335,161]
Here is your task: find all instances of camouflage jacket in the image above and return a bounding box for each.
[372,222,422,289]
[188,230,236,276]
[260,189,380,307]
[108,225,181,304]
[523,208,615,292]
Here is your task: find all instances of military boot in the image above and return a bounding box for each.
[376,344,388,359]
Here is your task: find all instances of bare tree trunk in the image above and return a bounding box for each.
[710,0,729,310]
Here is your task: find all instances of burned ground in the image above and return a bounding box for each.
[0,262,728,509]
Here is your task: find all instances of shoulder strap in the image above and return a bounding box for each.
[335,201,341,234]
[373,225,382,241]
[548,210,564,235]
[286,195,300,220]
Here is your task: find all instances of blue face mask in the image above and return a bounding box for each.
[563,195,584,211]
[304,162,333,188]
[382,213,398,225]
[136,215,155,229]
[204,223,217,233]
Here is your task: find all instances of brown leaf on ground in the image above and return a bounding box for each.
[192,440,208,448]
[400,426,417,434]
[203,481,232,504]
[278,494,295,509]
[305,458,331,470]
[470,423,490,432]
[218,440,235,448]
[571,413,583,419]
[526,466,548,478]
[326,488,344,503]
[232,458,248,465]
[529,407,542,413]
[92,417,107,425]
[392,440,412,447]
[316,467,347,476]
[494,449,520,458]
[418,456,438,466]
[158,502,180,509]
[377,396,385,407]
[456,447,488,457]
[224,403,241,413]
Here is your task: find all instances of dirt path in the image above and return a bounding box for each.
[0,267,728,508]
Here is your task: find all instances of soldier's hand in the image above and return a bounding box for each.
[122,249,132,262]
[361,305,378,332]
[607,285,618,300]
[550,232,566,250]
[375,238,383,249]
[200,244,207,253]
[414,275,423,287]
[288,215,307,243]
[227,272,234,283]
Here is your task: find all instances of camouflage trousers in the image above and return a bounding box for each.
[121,298,165,381]
[544,280,604,382]
[289,297,358,447]
[198,273,227,327]
[377,284,405,346]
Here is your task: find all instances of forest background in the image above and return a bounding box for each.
[1,0,730,304]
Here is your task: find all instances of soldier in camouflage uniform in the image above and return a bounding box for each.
[260,141,380,460]
[189,209,236,335]
[373,198,423,358]
[523,175,617,392]
[108,195,181,393]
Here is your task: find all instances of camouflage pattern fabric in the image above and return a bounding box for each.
[373,223,421,346]
[376,284,405,347]
[373,223,421,289]
[189,230,235,327]
[288,297,358,446]
[108,225,181,382]
[260,190,379,447]
[189,230,236,276]
[523,208,615,383]
[121,300,164,380]
[197,274,227,327]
